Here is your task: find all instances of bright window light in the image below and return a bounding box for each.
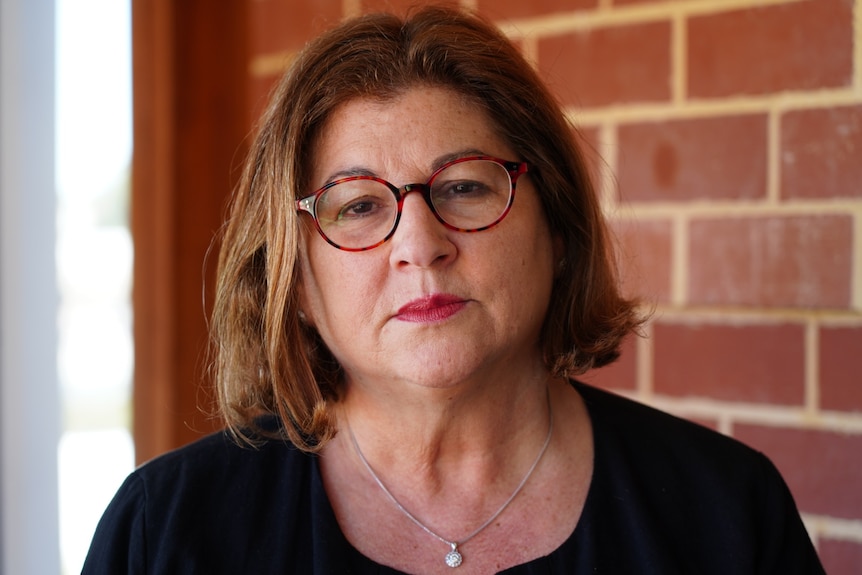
[55,1,134,573]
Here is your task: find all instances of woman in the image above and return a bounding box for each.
[84,6,824,574]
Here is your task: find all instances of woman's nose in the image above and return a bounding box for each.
[388,192,456,269]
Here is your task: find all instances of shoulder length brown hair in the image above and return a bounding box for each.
[210,5,643,451]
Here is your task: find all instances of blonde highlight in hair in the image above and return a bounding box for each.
[210,6,643,451]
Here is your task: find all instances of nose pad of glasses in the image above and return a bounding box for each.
[398,183,439,220]
[400,183,428,194]
[400,182,434,203]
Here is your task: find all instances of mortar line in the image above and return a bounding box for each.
[341,0,360,19]
[565,89,862,125]
[637,321,654,401]
[497,0,801,38]
[671,214,688,307]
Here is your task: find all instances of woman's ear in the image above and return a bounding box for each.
[296,286,316,328]
[295,235,317,329]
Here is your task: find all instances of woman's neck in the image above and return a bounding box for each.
[331,366,557,501]
[318,376,594,574]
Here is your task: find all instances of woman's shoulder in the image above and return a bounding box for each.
[82,417,322,574]
[571,380,792,538]
[574,380,761,466]
[121,418,313,504]
[569,381,824,574]
[137,419,310,482]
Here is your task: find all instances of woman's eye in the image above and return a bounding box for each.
[337,198,380,220]
[440,180,490,197]
[453,182,481,194]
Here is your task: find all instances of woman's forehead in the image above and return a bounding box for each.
[308,88,511,182]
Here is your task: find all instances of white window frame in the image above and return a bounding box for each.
[0,0,62,573]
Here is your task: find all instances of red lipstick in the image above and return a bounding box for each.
[396,294,467,323]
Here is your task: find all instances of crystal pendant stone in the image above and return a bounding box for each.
[445,544,463,568]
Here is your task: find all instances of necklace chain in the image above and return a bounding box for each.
[346,391,554,568]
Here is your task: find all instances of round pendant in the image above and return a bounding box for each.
[445,548,463,568]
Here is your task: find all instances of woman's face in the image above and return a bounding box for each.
[299,86,560,392]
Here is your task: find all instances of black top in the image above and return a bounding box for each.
[82,382,825,574]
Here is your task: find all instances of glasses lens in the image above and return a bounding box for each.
[430,159,513,230]
[315,179,397,249]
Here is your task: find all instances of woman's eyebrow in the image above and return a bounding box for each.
[322,166,378,183]
[430,148,488,171]
[322,148,491,185]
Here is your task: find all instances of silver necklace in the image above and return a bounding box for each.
[346,395,553,569]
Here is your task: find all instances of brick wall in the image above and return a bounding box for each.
[247,1,861,572]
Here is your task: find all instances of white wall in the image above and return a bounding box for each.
[0,0,62,573]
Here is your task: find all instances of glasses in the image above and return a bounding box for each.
[296,156,528,251]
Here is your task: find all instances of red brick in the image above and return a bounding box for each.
[581,333,638,391]
[538,21,671,108]
[781,105,862,200]
[688,216,853,309]
[819,539,862,575]
[249,0,342,55]
[611,218,673,303]
[688,0,853,98]
[653,322,805,405]
[734,424,862,519]
[617,115,767,202]
[479,0,596,20]
[819,326,862,413]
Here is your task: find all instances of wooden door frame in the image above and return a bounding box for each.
[131,0,249,463]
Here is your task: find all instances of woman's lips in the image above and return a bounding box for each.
[396,294,467,323]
